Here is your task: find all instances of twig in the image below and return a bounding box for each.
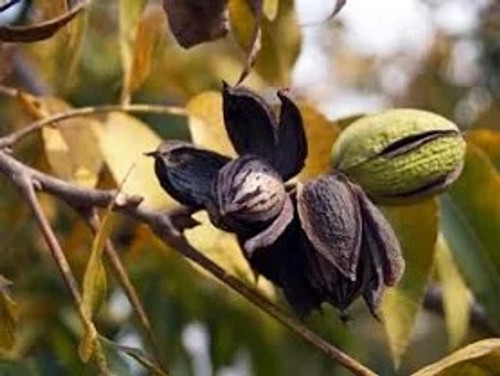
[0,98,188,149]
[0,147,378,376]
[6,168,110,375]
[85,210,169,374]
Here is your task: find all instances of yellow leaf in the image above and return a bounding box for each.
[185,212,276,300]
[186,91,236,156]
[82,215,113,319]
[94,112,175,209]
[412,339,500,376]
[381,199,439,368]
[78,321,97,362]
[19,95,104,188]
[263,0,279,20]
[0,276,17,351]
[298,103,340,179]
[119,0,148,103]
[435,233,471,350]
[127,5,164,97]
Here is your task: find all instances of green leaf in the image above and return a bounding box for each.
[380,199,439,368]
[100,336,167,376]
[0,360,39,376]
[440,144,500,331]
[412,339,500,376]
[466,130,500,171]
[435,233,470,350]
[0,276,18,351]
[119,0,147,103]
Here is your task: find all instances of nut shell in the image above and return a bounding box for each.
[331,109,466,203]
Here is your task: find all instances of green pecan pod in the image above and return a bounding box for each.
[331,109,466,204]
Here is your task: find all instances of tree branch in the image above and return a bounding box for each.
[6,165,110,374]
[0,145,377,376]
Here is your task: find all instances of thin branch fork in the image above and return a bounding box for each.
[0,142,377,376]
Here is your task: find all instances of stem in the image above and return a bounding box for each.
[0,101,189,149]
[11,173,110,375]
[86,211,169,374]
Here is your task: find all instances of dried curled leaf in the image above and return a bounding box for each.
[0,0,86,42]
[147,141,230,208]
[162,0,229,48]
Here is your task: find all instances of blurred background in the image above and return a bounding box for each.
[0,0,499,375]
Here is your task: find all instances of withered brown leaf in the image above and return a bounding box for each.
[0,0,86,42]
[162,0,229,48]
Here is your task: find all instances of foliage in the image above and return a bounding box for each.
[0,1,500,376]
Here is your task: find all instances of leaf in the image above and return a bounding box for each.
[100,336,167,376]
[19,94,104,188]
[440,144,500,332]
[263,0,279,20]
[435,233,471,350]
[229,0,262,83]
[467,129,500,170]
[0,0,86,42]
[94,112,175,209]
[162,0,229,48]
[297,102,340,179]
[126,5,164,98]
[412,339,500,376]
[380,199,439,367]
[185,211,276,300]
[186,91,236,156]
[0,276,18,351]
[0,360,39,376]
[119,0,147,103]
[81,216,113,319]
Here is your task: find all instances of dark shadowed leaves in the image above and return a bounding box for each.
[440,144,500,332]
[149,141,231,208]
[162,0,229,48]
[0,0,86,42]
[0,275,17,350]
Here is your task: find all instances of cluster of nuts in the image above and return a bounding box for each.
[147,84,466,318]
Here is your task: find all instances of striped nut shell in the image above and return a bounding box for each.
[331,109,466,204]
[209,155,287,234]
